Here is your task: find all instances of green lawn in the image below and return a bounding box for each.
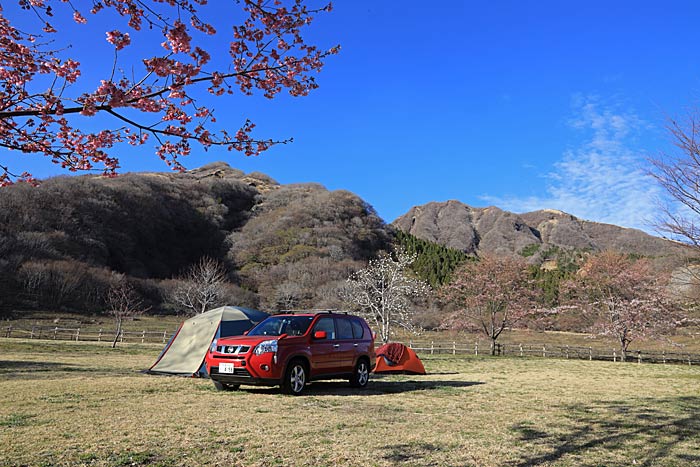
[0,338,698,466]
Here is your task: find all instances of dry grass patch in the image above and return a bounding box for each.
[0,339,698,466]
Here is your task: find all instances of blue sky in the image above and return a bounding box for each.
[3,1,700,233]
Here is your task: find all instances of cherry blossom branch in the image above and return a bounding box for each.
[0,59,316,119]
[0,0,338,184]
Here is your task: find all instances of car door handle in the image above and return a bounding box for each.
[333,344,340,349]
[353,343,359,347]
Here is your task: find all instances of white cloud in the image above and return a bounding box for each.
[482,96,661,232]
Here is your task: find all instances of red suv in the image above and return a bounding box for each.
[205,311,376,395]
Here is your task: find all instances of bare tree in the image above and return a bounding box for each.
[172,257,228,314]
[106,281,149,348]
[440,255,540,355]
[341,250,430,344]
[649,115,700,247]
[561,251,684,361]
[274,281,304,310]
[647,115,700,315]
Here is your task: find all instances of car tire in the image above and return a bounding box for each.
[213,380,240,391]
[282,359,307,396]
[350,359,370,388]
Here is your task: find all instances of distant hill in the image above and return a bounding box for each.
[0,162,391,314]
[392,200,692,268]
[2,165,695,318]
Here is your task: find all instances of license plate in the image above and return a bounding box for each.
[219,362,235,374]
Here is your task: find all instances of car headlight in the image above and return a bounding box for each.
[254,339,278,355]
[210,339,217,353]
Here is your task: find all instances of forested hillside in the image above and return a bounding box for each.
[394,230,472,288]
[0,163,392,315]
[2,163,695,322]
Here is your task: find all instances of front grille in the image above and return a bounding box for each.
[215,345,250,354]
[212,355,246,362]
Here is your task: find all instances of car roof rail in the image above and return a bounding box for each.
[277,309,350,315]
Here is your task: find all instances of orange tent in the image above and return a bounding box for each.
[373,342,426,375]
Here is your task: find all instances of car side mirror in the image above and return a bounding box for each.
[313,330,327,340]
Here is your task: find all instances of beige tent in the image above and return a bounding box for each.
[148,306,268,376]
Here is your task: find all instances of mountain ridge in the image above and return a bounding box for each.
[0,162,694,316]
[392,199,691,264]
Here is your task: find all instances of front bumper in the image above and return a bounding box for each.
[209,366,279,387]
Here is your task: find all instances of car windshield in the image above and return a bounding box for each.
[247,316,314,337]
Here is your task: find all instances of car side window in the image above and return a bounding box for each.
[312,317,336,340]
[336,317,354,340]
[350,320,365,339]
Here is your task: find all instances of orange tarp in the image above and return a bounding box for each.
[373,342,426,375]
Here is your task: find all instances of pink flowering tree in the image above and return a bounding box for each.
[0,0,338,185]
[440,255,540,355]
[561,251,684,362]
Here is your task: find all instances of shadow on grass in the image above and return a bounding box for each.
[382,441,444,466]
[0,360,80,378]
[508,396,700,467]
[240,379,484,396]
[0,360,135,380]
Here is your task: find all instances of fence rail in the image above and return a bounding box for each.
[2,325,175,344]
[407,340,700,366]
[4,325,699,366]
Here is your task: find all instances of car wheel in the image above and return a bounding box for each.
[213,381,240,391]
[350,359,370,388]
[282,360,307,395]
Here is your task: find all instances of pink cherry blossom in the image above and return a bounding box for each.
[0,0,338,184]
[105,30,131,50]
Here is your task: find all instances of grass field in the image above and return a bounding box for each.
[1,339,699,467]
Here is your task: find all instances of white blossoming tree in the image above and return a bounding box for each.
[341,250,430,344]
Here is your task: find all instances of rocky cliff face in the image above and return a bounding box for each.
[393,200,692,265]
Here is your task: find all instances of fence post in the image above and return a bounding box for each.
[141,330,146,344]
[30,326,35,339]
[5,326,11,338]
[519,344,523,357]
[542,345,546,358]
[120,330,124,343]
[662,351,666,364]
[98,329,102,342]
[163,330,168,344]
[430,341,434,355]
[75,328,80,341]
[475,342,478,356]
[589,347,592,361]
[613,349,617,362]
[54,327,58,340]
[565,345,569,359]
[637,350,642,364]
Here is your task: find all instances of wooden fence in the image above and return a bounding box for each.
[3,325,699,366]
[2,325,175,344]
[407,340,700,366]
